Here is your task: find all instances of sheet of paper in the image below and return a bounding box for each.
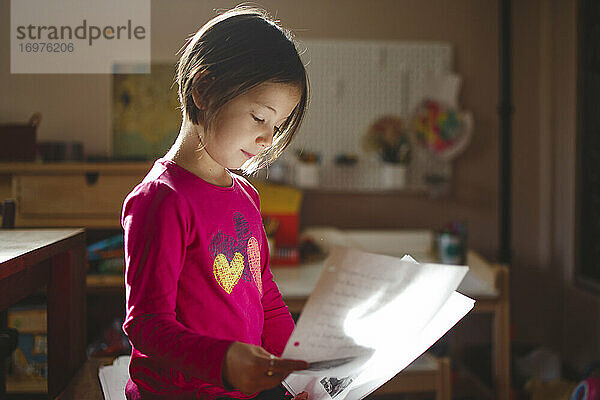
[282,247,474,400]
[98,355,130,400]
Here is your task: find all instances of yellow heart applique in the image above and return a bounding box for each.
[213,252,245,294]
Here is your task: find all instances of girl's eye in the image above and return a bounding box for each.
[252,115,265,123]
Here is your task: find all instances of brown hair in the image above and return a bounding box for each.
[175,6,309,173]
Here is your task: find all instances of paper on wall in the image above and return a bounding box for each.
[421,73,462,108]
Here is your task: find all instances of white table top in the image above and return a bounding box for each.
[0,228,85,264]
[272,228,499,299]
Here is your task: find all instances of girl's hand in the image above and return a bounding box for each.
[222,341,308,395]
[293,391,309,400]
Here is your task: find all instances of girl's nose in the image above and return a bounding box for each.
[256,128,274,148]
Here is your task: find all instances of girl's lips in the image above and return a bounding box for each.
[242,150,255,159]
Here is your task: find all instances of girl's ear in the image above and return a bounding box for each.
[191,71,213,113]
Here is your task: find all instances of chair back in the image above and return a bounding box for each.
[0,199,15,229]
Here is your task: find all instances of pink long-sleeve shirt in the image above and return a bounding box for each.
[121,158,295,399]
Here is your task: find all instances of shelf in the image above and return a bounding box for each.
[86,274,124,293]
[7,375,47,394]
[0,161,151,174]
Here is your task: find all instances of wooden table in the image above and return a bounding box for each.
[0,229,87,399]
[272,249,510,400]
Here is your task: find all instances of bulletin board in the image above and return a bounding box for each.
[280,39,455,191]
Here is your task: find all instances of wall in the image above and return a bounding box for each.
[511,0,600,370]
[552,0,600,371]
[510,0,561,349]
[0,0,500,259]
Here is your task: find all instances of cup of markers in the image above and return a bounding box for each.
[436,221,467,265]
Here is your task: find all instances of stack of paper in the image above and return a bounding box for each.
[98,355,130,400]
[282,247,475,400]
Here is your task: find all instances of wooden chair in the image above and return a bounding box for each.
[374,353,452,400]
[0,199,15,229]
[0,199,19,400]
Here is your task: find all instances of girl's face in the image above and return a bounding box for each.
[202,82,301,170]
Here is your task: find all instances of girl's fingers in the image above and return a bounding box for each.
[263,356,308,379]
[291,359,310,371]
[273,358,309,373]
[293,392,309,400]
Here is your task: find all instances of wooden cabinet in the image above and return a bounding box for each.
[0,163,149,395]
[0,162,151,228]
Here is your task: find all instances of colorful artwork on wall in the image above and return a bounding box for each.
[112,64,180,160]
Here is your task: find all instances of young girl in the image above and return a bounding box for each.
[121,7,310,400]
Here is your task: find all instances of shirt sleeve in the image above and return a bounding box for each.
[121,181,233,387]
[260,246,295,356]
[249,187,295,356]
